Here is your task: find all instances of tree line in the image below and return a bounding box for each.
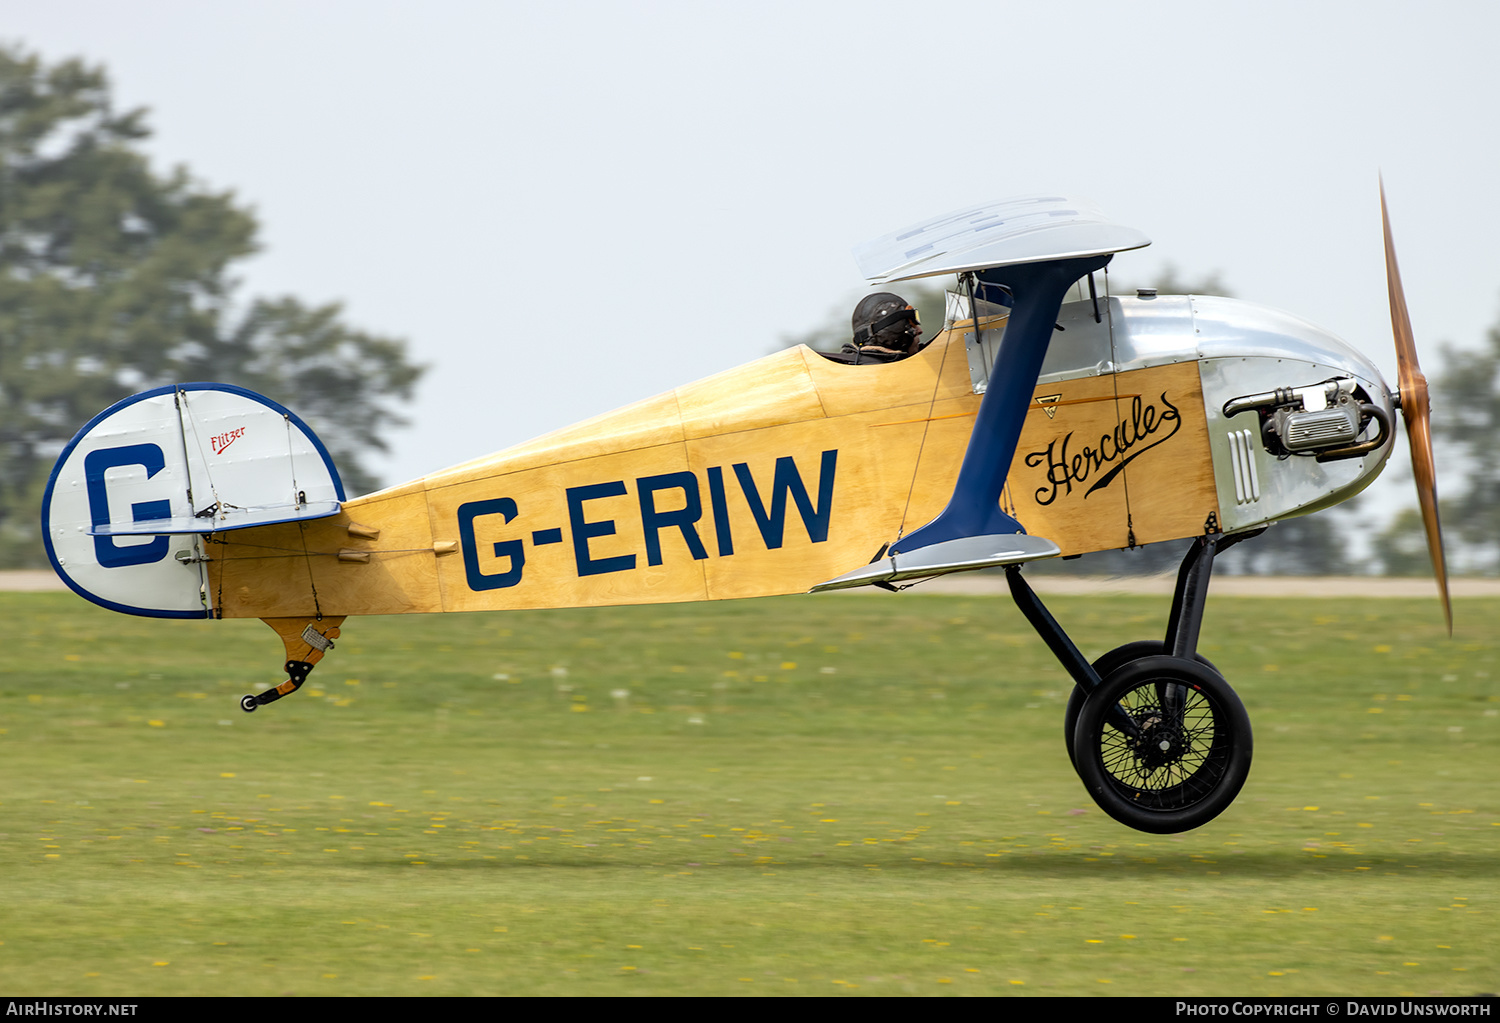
[0,44,423,568]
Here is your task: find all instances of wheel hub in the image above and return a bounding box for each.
[1128,708,1185,769]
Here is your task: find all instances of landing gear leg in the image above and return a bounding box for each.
[1165,533,1220,660]
[1009,531,1262,833]
[1059,530,1264,762]
[1007,567,1133,742]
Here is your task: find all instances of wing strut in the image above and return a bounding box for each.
[890,252,1113,556]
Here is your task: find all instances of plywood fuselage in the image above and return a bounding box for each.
[206,313,1225,619]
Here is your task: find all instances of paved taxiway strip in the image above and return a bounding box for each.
[911,573,1500,598]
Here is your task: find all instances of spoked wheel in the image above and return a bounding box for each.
[1063,642,1219,766]
[1072,655,1252,834]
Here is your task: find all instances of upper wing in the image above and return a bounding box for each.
[852,194,1150,284]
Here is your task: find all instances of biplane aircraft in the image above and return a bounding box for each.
[41,189,1448,834]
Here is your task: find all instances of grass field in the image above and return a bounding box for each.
[0,589,1494,996]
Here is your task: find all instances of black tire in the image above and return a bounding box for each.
[1071,655,1252,834]
[239,695,258,713]
[1064,642,1219,766]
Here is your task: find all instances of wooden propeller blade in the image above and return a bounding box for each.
[1381,179,1451,633]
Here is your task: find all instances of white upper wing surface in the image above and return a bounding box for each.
[853,195,1150,284]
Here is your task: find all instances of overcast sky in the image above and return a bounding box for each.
[5,0,1497,512]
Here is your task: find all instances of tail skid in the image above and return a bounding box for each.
[240,616,346,712]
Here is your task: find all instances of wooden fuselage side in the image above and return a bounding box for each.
[206,321,1218,619]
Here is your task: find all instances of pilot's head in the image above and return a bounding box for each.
[851,292,922,354]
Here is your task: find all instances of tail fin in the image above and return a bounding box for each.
[42,383,344,618]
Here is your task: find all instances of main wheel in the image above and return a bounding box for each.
[1072,655,1251,834]
[1064,642,1219,766]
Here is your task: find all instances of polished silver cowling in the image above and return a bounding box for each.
[962,293,1395,535]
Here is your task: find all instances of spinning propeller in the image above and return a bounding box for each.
[1381,179,1452,633]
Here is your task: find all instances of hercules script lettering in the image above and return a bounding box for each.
[1024,392,1182,505]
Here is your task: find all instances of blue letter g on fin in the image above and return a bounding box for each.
[84,443,171,569]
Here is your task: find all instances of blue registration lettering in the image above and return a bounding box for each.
[637,471,708,566]
[457,498,525,590]
[731,450,838,550]
[567,481,636,577]
[706,465,734,556]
